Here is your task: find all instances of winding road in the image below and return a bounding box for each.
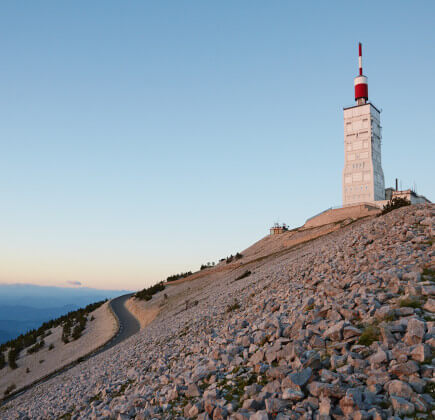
[104,293,140,349]
[1,293,140,406]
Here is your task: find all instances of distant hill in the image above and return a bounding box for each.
[0,305,78,344]
[0,284,130,344]
[0,284,130,309]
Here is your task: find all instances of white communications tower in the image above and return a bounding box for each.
[342,43,385,206]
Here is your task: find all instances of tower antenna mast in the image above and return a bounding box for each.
[354,42,368,105]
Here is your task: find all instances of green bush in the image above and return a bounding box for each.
[200,262,215,270]
[166,272,192,282]
[135,281,165,301]
[424,381,435,399]
[27,340,45,355]
[225,252,243,264]
[226,300,241,313]
[4,383,16,396]
[8,348,18,369]
[62,322,71,344]
[422,267,435,281]
[381,197,411,215]
[235,270,251,281]
[0,351,5,369]
[358,325,380,346]
[71,325,83,340]
[399,297,422,309]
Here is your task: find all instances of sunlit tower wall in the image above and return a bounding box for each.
[342,43,385,206]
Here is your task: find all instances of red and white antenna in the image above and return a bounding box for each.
[354,42,368,104]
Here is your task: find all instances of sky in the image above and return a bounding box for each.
[1,1,434,291]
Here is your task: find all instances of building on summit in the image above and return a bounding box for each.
[269,223,288,235]
[342,43,385,206]
[342,43,430,208]
[272,44,430,234]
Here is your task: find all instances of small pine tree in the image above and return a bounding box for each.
[71,325,82,340]
[62,331,69,344]
[0,351,5,369]
[8,348,18,369]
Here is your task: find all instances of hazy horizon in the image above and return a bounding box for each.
[0,281,132,292]
[1,1,434,291]
[0,283,130,344]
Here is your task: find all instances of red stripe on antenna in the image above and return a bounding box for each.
[359,43,363,75]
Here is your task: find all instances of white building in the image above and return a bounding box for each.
[342,44,385,207]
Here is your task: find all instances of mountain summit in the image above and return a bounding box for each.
[1,204,434,419]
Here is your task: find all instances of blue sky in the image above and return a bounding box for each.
[1,1,434,290]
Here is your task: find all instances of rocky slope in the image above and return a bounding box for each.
[1,204,434,420]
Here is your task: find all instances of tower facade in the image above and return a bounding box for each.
[342,43,385,206]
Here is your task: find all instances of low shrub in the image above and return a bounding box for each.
[135,281,165,301]
[399,297,422,309]
[381,197,410,215]
[422,267,435,281]
[225,253,243,264]
[226,300,241,313]
[4,383,16,396]
[234,270,251,281]
[358,325,380,346]
[424,381,435,399]
[200,262,215,270]
[166,272,192,282]
[71,325,83,340]
[8,348,18,369]
[27,340,45,354]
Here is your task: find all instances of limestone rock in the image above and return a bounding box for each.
[410,343,430,362]
[390,395,415,416]
[249,411,269,420]
[289,367,312,387]
[265,398,289,413]
[387,380,414,399]
[282,388,304,401]
[424,298,435,313]
[186,383,201,398]
[343,325,362,339]
[404,318,426,345]
[323,321,345,341]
